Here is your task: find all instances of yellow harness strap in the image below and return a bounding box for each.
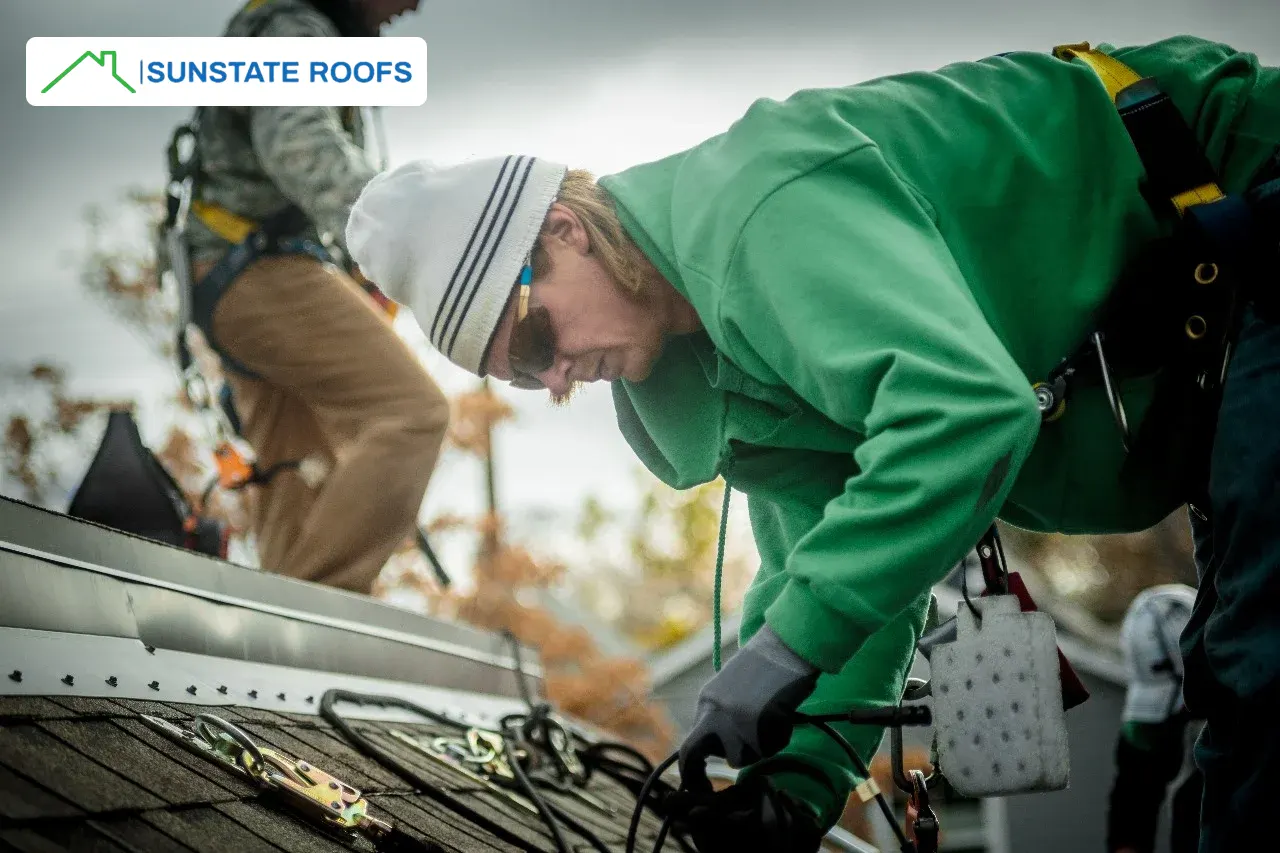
[191,200,259,244]
[1052,42,1142,102]
[1052,41,1225,214]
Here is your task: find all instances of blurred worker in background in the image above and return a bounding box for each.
[158,0,447,593]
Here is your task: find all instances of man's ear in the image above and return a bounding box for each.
[543,203,589,254]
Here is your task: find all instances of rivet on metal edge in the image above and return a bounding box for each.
[248,690,258,699]
[328,781,339,790]
[217,685,228,695]
[277,693,286,701]
[106,676,118,687]
[187,686,198,696]
[306,696,314,704]
[149,681,160,691]
[7,671,20,683]
[330,801,341,810]
[145,645,156,654]
[298,762,311,772]
[61,675,74,686]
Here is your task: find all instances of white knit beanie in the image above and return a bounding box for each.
[346,155,569,375]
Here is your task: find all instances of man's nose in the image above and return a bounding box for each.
[538,360,573,398]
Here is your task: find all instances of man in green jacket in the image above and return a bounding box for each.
[346,35,1280,852]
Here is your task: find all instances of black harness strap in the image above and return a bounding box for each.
[1034,45,1280,505]
[1115,78,1222,212]
[189,205,334,380]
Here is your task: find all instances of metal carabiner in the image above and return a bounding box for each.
[892,678,940,795]
[907,769,941,853]
[1091,331,1131,452]
[194,713,265,776]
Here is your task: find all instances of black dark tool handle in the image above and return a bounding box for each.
[415,528,451,588]
[800,705,932,727]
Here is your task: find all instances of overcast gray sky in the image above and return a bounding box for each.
[2,0,1278,569]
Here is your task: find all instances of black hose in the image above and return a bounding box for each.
[652,815,675,853]
[503,629,538,710]
[625,751,679,853]
[807,720,915,852]
[502,730,573,853]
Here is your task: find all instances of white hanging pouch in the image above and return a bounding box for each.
[931,594,1070,797]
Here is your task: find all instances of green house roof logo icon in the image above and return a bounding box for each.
[42,50,136,94]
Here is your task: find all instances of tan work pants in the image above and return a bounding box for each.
[207,254,448,593]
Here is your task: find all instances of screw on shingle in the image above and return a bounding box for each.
[248,690,258,699]
[186,685,198,696]
[217,685,228,695]
[105,676,118,687]
[145,644,156,654]
[7,670,20,683]
[61,675,74,686]
[149,681,160,691]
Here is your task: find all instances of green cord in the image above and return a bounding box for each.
[712,476,732,673]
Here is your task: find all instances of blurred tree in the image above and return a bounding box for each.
[568,472,756,652]
[1,363,129,505]
[80,190,176,361]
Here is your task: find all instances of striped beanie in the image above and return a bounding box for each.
[346,155,568,375]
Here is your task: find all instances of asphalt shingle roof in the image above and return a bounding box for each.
[0,696,667,853]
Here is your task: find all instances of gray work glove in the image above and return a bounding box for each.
[678,625,821,790]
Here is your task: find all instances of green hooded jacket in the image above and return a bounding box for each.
[598,36,1280,823]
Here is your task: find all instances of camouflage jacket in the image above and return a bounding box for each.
[184,0,378,264]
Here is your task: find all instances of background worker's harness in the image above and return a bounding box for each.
[1033,44,1280,507]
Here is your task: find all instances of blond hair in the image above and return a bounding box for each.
[533,169,650,297]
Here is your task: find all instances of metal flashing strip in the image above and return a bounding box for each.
[0,496,529,665]
[0,537,543,682]
[0,627,534,731]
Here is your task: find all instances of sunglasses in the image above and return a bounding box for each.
[508,261,557,389]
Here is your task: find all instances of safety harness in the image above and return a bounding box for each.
[1034,43,1280,504]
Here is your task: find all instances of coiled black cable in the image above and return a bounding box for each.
[320,632,689,853]
[626,707,932,853]
[319,688,594,853]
